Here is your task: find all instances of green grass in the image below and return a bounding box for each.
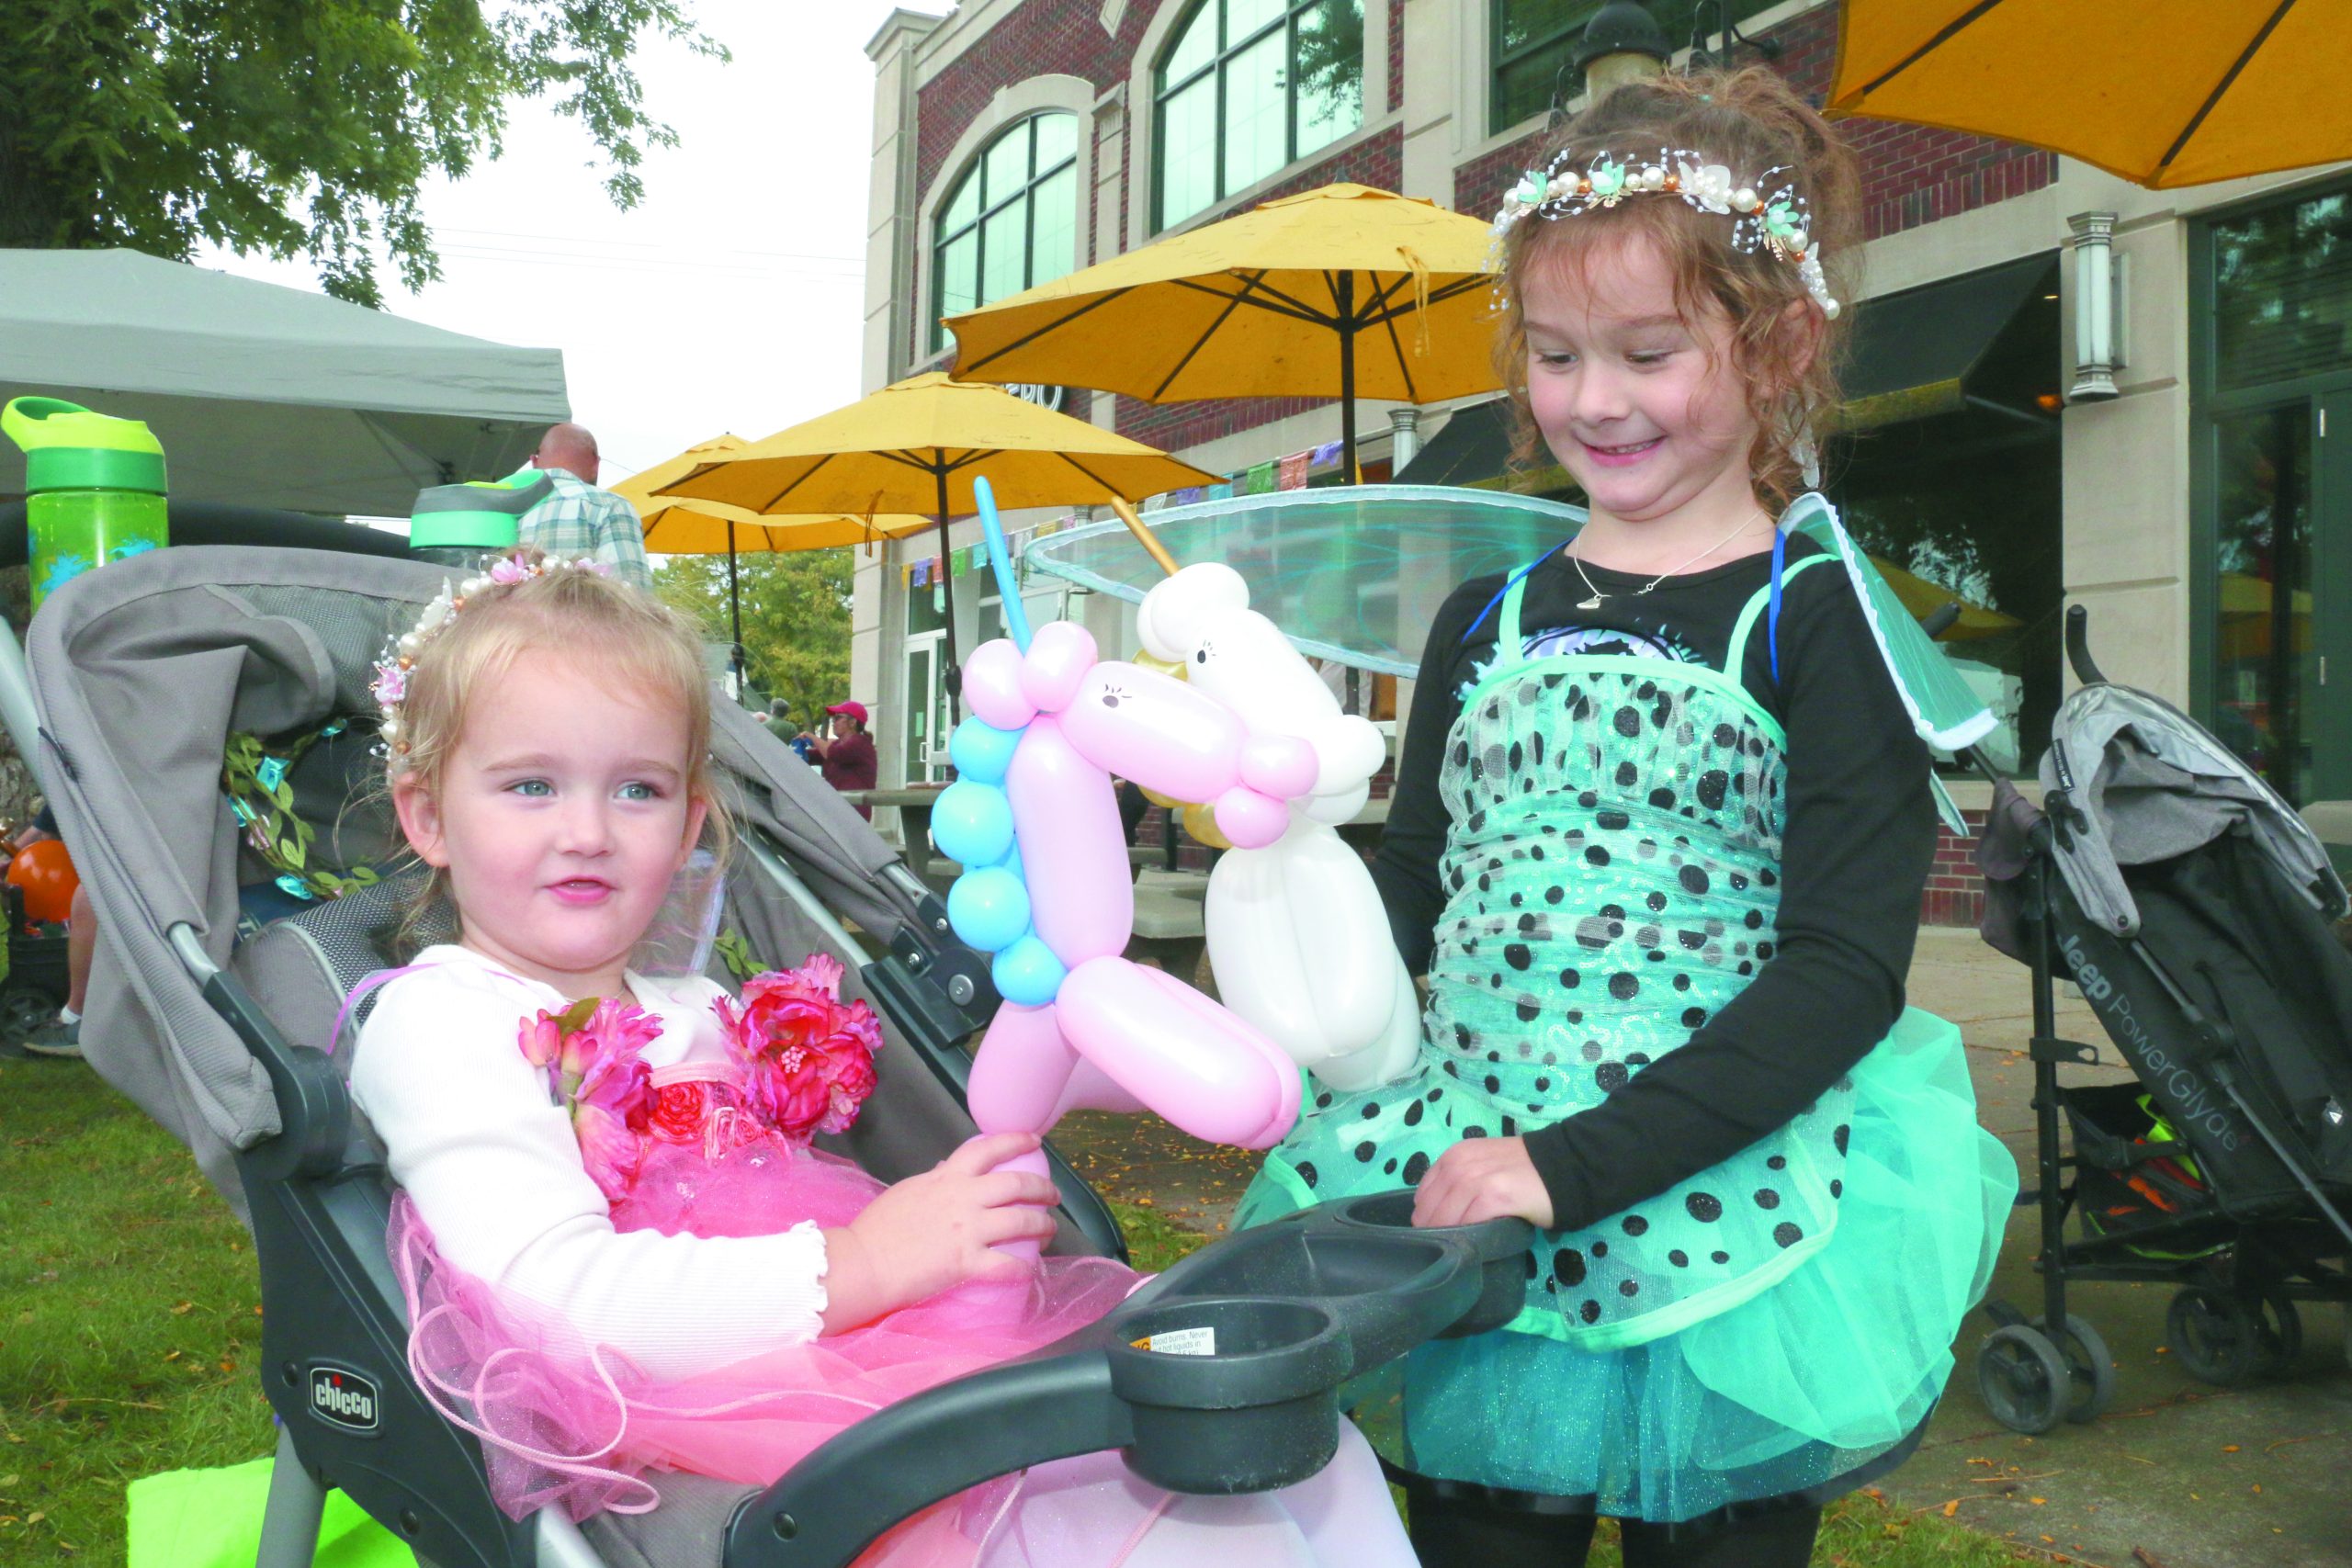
[0,1066,2052,1568]
[0,1059,273,1565]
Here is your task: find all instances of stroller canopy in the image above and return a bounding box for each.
[2041,682,2347,938]
[26,547,930,1202]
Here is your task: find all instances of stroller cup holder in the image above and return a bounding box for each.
[728,1193,1533,1568]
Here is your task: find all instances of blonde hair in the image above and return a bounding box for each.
[385,558,733,944]
[1493,66,1861,512]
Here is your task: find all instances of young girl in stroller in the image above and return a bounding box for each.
[346,554,1413,1566]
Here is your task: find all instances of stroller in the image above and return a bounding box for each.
[24,546,1531,1568]
[1964,604,2352,1435]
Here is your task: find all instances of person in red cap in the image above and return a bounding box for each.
[801,701,878,818]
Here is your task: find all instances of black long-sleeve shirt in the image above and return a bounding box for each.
[1373,537,1937,1231]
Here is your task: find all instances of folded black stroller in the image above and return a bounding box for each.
[22,545,1529,1568]
[1967,605,2352,1434]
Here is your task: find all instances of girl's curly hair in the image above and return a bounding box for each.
[1492,66,1861,513]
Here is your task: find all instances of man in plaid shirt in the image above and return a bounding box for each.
[518,423,652,588]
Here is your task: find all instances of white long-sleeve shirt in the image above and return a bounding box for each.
[350,944,830,1379]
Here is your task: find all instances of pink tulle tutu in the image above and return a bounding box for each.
[391,1134,1137,1562]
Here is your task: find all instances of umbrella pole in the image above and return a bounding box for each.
[933,465,962,721]
[1338,270,1359,484]
[726,521,746,699]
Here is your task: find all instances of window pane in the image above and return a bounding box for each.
[1295,0,1363,158]
[1035,111,1079,174]
[1496,0,1590,59]
[1223,29,1288,196]
[1228,0,1285,46]
[1493,49,1573,130]
[2212,406,2315,802]
[941,170,980,238]
[981,198,1028,305]
[906,580,946,637]
[984,129,1031,205]
[1164,0,1217,85]
[1029,165,1078,288]
[938,231,978,319]
[1161,77,1219,228]
[2213,193,2352,393]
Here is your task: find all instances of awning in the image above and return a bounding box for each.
[1839,253,2056,430]
[1394,398,1563,492]
[0,249,571,514]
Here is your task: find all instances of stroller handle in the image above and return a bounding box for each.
[2064,604,2106,686]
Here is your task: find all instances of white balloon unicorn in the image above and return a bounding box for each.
[1136,562,1420,1092]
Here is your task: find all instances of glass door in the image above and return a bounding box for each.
[2199,188,2352,811]
[902,632,948,784]
[2211,404,2316,800]
[2313,390,2352,802]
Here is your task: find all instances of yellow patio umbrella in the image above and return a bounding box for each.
[944,183,1503,480]
[1826,0,2352,188]
[615,434,931,690]
[1868,557,2020,641]
[655,374,1216,703]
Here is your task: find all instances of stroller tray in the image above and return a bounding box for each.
[730,1192,1533,1567]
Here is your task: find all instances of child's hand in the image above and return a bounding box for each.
[1411,1137,1555,1230]
[819,1132,1059,1331]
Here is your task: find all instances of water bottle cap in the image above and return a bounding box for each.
[3,398,167,494]
[407,470,553,550]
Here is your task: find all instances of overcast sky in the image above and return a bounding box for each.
[204,1,930,489]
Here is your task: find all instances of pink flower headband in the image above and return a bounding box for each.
[372,553,612,769]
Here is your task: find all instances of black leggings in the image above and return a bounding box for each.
[1403,1486,1822,1568]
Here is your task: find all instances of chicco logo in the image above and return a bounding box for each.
[307,1366,381,1434]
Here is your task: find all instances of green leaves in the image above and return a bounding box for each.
[0,1,723,305]
[653,547,855,725]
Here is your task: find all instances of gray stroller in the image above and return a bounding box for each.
[25,546,1528,1568]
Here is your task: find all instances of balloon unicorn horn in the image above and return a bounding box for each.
[1106,496,1181,579]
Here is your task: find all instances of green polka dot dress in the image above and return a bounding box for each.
[1236,554,2015,1522]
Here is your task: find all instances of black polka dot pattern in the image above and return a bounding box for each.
[1244,657,1855,1340]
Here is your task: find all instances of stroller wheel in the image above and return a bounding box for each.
[1975,1324,2071,1434]
[2030,1313,2118,1423]
[0,986,57,1042]
[2166,1286,2261,1385]
[2251,1292,2302,1376]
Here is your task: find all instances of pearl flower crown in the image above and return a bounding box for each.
[371,553,612,770]
[1491,147,1840,321]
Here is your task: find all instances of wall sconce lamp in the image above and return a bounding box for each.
[2068,211,2124,403]
[1575,3,1671,102]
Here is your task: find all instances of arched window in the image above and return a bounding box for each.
[932,113,1081,353]
[1155,0,1363,233]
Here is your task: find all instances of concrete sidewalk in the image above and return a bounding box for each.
[1053,927,2352,1566]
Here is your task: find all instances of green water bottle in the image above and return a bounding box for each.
[408,469,553,571]
[3,397,170,612]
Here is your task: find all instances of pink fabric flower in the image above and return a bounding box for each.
[713,956,880,1144]
[489,555,528,585]
[520,1009,568,1071]
[371,662,407,706]
[516,997,664,1202]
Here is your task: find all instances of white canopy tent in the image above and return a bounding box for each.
[0,249,570,515]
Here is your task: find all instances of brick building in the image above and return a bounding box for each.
[854,0,2352,922]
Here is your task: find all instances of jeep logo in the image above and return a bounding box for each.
[307,1366,381,1434]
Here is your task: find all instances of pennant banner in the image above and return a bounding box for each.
[1278,451,1310,491]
